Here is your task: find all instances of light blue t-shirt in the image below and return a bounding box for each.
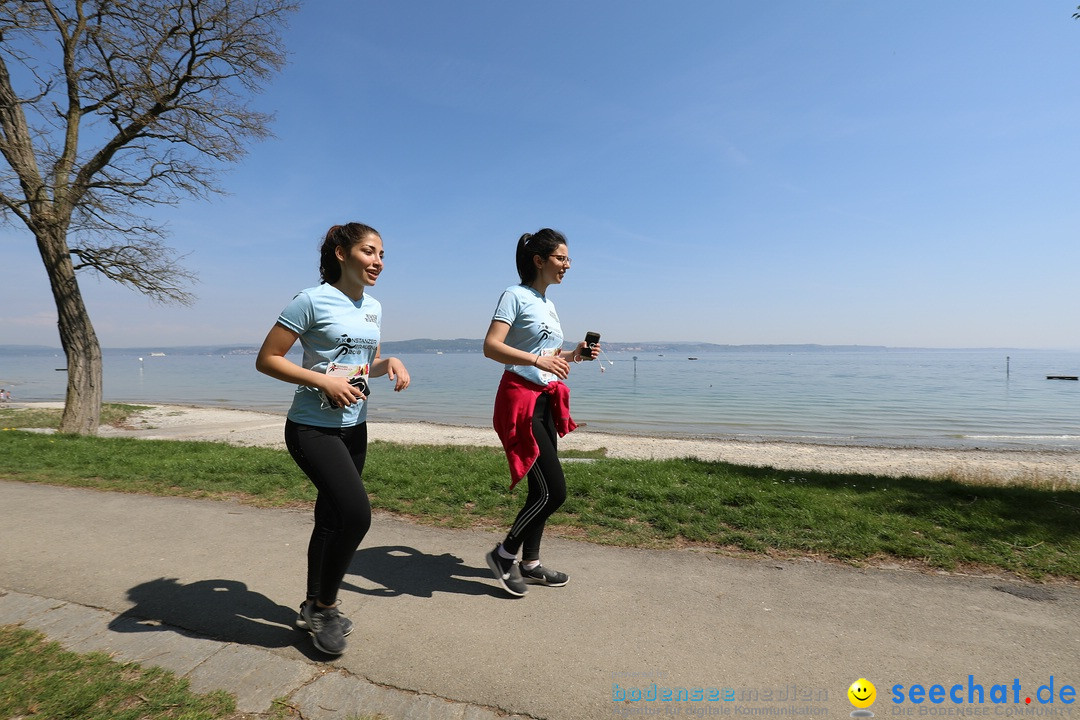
[492,284,564,386]
[276,283,381,427]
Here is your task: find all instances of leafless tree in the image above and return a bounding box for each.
[0,0,297,433]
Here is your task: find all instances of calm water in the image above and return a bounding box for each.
[2,347,1079,452]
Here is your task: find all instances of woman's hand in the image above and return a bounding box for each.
[385,357,410,392]
[536,349,571,380]
[370,352,410,392]
[572,340,601,363]
[319,375,366,407]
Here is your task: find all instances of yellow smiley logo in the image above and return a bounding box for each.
[848,678,876,709]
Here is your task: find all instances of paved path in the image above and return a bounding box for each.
[1,480,1078,719]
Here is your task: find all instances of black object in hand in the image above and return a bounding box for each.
[582,331,601,360]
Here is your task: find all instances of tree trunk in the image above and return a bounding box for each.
[36,226,103,435]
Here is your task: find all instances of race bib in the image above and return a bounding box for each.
[319,362,370,409]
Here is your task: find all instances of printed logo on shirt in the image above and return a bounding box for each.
[366,314,379,324]
[334,333,378,353]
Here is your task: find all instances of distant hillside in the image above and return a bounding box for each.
[381,338,484,354]
[599,342,892,353]
[2,341,1033,356]
[379,340,897,354]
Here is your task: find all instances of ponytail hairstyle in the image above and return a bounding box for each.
[319,222,380,284]
[515,228,568,284]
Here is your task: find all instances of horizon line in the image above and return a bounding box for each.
[2,341,1076,353]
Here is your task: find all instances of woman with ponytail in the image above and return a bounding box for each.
[482,228,597,597]
[256,222,410,655]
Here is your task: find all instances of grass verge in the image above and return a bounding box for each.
[0,403,151,431]
[0,623,389,720]
[0,624,237,720]
[1,426,1077,580]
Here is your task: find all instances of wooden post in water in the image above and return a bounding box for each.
[1006,356,1010,378]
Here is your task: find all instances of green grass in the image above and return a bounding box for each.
[0,625,237,720]
[0,623,390,720]
[0,402,150,431]
[1,427,1077,580]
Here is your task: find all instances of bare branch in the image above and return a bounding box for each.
[71,239,198,305]
[0,189,33,225]
[69,0,292,199]
[0,0,296,302]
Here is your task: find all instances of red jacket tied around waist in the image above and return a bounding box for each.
[492,370,578,489]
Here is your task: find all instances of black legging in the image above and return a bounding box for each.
[285,419,371,607]
[502,393,568,562]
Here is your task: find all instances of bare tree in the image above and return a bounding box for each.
[0,0,296,434]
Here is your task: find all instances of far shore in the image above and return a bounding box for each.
[8,401,1078,485]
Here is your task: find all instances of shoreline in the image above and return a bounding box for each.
[12,401,1079,485]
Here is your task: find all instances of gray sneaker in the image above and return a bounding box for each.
[299,602,347,655]
[485,545,528,597]
[520,563,569,587]
[297,600,353,637]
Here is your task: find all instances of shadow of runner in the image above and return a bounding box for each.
[109,577,318,656]
[343,545,502,598]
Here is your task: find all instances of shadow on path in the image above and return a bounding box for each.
[343,545,502,598]
[109,577,320,657]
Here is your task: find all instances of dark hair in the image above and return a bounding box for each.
[515,228,567,284]
[319,222,380,284]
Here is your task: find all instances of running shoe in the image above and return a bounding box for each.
[485,545,528,597]
[297,600,353,637]
[520,563,569,587]
[298,602,347,655]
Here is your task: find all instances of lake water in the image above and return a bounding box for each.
[2,346,1079,452]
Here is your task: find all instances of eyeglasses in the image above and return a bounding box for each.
[547,254,572,265]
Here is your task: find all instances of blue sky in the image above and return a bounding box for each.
[3,1,1079,349]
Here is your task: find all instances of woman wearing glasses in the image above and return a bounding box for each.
[482,228,597,597]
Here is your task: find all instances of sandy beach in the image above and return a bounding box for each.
[14,402,1062,485]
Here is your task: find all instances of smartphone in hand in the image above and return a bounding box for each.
[582,331,601,360]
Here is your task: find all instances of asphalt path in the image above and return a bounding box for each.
[1,480,1077,719]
